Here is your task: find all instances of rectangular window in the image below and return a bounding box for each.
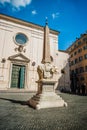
[78,48,82,53]
[71,61,74,66]
[83,46,87,50]
[79,67,84,73]
[74,51,77,55]
[75,58,78,64]
[78,41,81,45]
[85,66,87,72]
[84,54,87,59]
[75,68,78,74]
[79,56,83,61]
[74,44,77,48]
[71,54,73,58]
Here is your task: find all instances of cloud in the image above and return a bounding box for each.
[0,0,10,4]
[11,0,32,8]
[0,0,32,9]
[52,12,60,19]
[31,10,37,15]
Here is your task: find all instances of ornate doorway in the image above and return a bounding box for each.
[11,64,25,88]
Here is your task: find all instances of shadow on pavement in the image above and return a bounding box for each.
[0,97,30,106]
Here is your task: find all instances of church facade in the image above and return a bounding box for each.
[0,14,70,91]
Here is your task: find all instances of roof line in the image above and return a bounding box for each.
[58,50,68,53]
[66,33,87,50]
[0,13,59,35]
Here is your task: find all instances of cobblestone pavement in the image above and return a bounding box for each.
[0,92,87,130]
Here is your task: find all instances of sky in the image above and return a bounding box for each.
[0,0,87,50]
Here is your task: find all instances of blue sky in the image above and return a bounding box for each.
[0,0,87,50]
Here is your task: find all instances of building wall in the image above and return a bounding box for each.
[0,15,59,91]
[55,51,70,91]
[67,34,87,94]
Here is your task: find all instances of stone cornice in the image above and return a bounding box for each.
[8,53,30,63]
[0,14,59,35]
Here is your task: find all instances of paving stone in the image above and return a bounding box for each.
[0,92,87,130]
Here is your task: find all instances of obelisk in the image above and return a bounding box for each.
[42,18,51,64]
[28,18,67,109]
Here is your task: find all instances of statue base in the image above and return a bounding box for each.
[28,79,67,109]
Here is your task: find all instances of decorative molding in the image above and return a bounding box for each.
[1,58,6,63]
[8,53,30,63]
[0,21,32,32]
[31,35,43,40]
[0,27,13,32]
[14,46,25,53]
[0,14,59,35]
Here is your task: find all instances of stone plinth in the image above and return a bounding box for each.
[28,79,67,109]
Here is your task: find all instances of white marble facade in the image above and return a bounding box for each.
[0,14,70,91]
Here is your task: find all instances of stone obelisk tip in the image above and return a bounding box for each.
[45,17,48,26]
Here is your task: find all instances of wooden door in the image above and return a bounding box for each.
[11,64,25,88]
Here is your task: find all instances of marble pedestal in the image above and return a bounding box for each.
[28,79,67,109]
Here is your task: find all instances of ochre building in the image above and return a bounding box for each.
[67,33,87,94]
